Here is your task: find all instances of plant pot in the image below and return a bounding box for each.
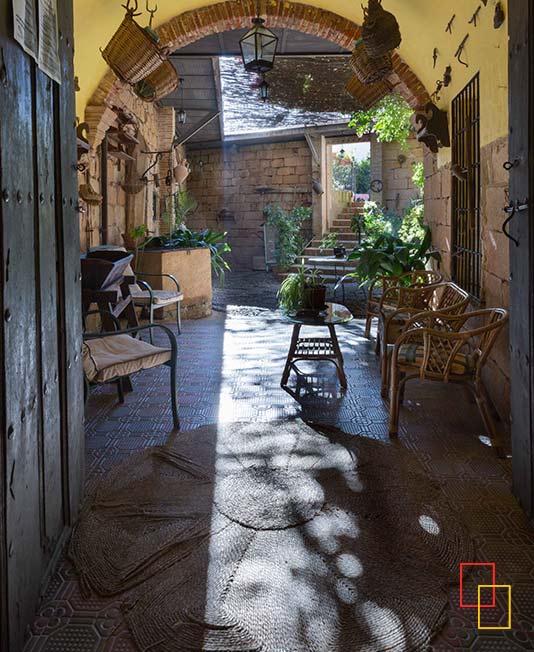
[302,284,327,311]
[333,246,346,259]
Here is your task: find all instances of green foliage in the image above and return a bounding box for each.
[411,162,425,194]
[146,226,231,286]
[360,201,401,240]
[342,228,441,285]
[398,200,426,242]
[320,232,339,252]
[332,154,371,193]
[265,204,312,270]
[277,264,324,313]
[160,190,199,235]
[348,94,413,149]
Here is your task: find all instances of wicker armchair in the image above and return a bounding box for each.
[388,308,509,444]
[378,282,470,397]
[364,270,443,339]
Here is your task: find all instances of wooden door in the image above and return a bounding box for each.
[0,2,84,650]
[508,0,534,518]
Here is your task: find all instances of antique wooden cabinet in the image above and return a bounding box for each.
[0,1,84,650]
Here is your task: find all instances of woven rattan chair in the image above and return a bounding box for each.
[378,282,470,397]
[388,308,509,445]
[83,310,179,429]
[364,270,443,339]
[130,271,183,342]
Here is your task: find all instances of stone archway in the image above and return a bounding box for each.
[86,0,429,142]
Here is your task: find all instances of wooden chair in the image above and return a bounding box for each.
[364,270,443,339]
[83,311,180,429]
[129,271,184,342]
[378,282,470,397]
[388,308,509,447]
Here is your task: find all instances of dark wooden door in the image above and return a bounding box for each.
[508,0,534,519]
[0,2,85,650]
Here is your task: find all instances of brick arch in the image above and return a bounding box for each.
[86,0,429,143]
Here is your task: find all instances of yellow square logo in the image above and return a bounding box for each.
[477,585,512,630]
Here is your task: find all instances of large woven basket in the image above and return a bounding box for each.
[362,0,401,57]
[350,41,392,84]
[345,75,391,109]
[134,60,180,102]
[102,13,163,84]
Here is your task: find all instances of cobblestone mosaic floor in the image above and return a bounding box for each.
[24,273,534,652]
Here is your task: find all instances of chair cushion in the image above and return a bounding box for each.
[397,343,473,376]
[83,334,171,383]
[129,284,184,306]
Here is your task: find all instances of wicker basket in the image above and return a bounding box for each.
[350,41,392,84]
[134,60,180,102]
[102,13,163,84]
[362,0,401,57]
[345,75,391,109]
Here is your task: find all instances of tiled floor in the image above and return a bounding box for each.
[25,275,534,652]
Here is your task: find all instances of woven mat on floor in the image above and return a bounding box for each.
[70,420,473,652]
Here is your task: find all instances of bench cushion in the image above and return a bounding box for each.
[397,343,474,376]
[129,284,184,306]
[83,334,171,383]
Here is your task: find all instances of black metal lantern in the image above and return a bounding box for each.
[259,77,270,102]
[177,80,187,124]
[177,108,187,125]
[239,14,279,74]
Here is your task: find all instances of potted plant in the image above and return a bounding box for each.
[277,264,326,314]
[336,227,441,288]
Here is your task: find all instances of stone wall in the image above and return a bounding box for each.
[79,91,177,252]
[185,141,314,271]
[424,136,510,421]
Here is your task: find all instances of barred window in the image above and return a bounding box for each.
[451,73,481,298]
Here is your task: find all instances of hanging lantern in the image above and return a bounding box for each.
[239,14,279,74]
[177,108,187,125]
[259,77,270,102]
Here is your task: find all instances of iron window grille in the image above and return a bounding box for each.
[451,73,481,299]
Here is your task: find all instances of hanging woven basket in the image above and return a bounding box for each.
[101,12,164,85]
[350,40,392,84]
[362,0,402,57]
[134,60,180,103]
[345,75,391,109]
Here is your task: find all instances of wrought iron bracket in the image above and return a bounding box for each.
[502,199,528,247]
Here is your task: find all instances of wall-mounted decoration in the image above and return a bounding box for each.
[446,14,456,34]
[443,65,452,87]
[174,158,191,186]
[433,48,439,68]
[469,5,482,27]
[494,2,505,29]
[454,34,470,67]
[361,0,401,58]
[79,183,103,206]
[415,102,450,153]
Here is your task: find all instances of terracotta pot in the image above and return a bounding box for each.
[174,158,191,185]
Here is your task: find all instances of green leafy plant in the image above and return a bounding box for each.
[320,232,339,252]
[160,190,199,235]
[333,154,371,193]
[277,263,325,313]
[128,224,153,269]
[348,94,413,149]
[360,201,401,240]
[412,161,425,193]
[398,200,426,242]
[265,204,312,270]
[341,228,441,286]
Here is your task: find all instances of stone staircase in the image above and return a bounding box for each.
[286,201,364,283]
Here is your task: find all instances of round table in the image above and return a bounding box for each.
[281,303,353,389]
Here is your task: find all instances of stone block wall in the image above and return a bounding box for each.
[380,138,424,215]
[79,90,176,252]
[424,136,510,421]
[185,141,313,270]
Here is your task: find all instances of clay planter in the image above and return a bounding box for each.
[302,284,327,311]
[174,159,191,185]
